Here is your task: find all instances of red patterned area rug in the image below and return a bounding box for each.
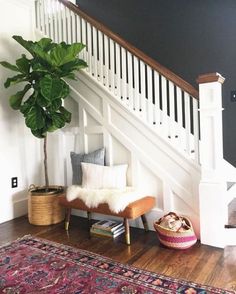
[0,235,233,294]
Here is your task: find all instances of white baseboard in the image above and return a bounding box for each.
[0,198,28,224]
[13,198,28,219]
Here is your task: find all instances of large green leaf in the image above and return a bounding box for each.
[39,75,63,101]
[31,128,45,138]
[60,42,70,49]
[50,99,62,111]
[37,38,53,50]
[50,43,85,67]
[25,105,45,130]
[76,59,88,69]
[0,61,19,72]
[16,55,30,74]
[32,44,53,65]
[32,62,49,73]
[62,73,77,80]
[61,81,70,98]
[9,84,31,110]
[50,45,72,66]
[4,74,25,88]
[37,94,50,108]
[60,59,87,73]
[13,35,35,56]
[68,43,86,57]
[28,69,45,84]
[20,95,35,116]
[59,106,71,123]
[47,125,58,132]
[45,117,58,132]
[60,42,85,54]
[51,112,66,128]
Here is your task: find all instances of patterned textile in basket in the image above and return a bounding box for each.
[153,212,197,249]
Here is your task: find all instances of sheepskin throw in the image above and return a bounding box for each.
[66,186,145,213]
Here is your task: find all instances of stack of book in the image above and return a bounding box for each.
[90,220,125,239]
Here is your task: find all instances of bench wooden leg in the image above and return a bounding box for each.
[87,211,92,228]
[87,211,91,221]
[65,208,71,231]
[141,214,149,232]
[124,218,130,245]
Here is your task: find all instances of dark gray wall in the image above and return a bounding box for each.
[77,0,236,166]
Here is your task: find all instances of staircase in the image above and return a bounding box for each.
[34,0,236,248]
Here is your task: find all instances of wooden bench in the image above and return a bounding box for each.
[59,195,156,245]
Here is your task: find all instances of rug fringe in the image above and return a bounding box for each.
[0,234,32,249]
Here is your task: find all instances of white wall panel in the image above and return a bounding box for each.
[0,0,40,223]
[111,136,132,186]
[138,163,163,209]
[64,96,79,127]
[87,134,104,153]
[86,112,102,127]
[69,79,103,116]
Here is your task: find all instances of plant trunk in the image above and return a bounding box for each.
[44,135,49,188]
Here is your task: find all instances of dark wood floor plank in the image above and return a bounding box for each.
[0,215,236,291]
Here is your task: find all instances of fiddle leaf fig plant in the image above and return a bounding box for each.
[1,35,87,188]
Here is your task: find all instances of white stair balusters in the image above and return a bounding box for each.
[34,0,200,164]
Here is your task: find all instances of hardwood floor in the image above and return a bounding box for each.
[1,215,236,291]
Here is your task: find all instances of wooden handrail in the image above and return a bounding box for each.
[58,0,199,99]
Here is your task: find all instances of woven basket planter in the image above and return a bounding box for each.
[154,212,197,250]
[28,185,65,226]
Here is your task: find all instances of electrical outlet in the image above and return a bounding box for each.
[231,90,236,102]
[11,177,18,188]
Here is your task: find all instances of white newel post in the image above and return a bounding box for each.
[197,73,227,248]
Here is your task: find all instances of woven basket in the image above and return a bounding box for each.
[28,185,65,226]
[153,212,197,249]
